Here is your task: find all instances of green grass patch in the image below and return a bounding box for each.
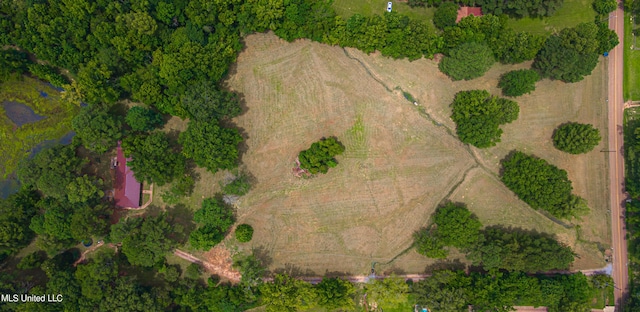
[0,76,80,177]
[506,0,596,35]
[624,12,640,100]
[332,0,435,22]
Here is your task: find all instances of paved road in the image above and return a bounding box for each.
[608,2,630,309]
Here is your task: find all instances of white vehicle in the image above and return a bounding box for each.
[387,2,392,12]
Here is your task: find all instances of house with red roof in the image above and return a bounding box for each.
[114,141,142,208]
[456,6,483,23]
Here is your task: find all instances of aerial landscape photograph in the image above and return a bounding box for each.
[0,0,639,311]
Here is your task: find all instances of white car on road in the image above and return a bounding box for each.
[387,2,392,12]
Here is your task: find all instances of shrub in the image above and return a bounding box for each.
[235,224,254,243]
[223,173,252,196]
[439,42,495,81]
[298,137,345,174]
[27,64,69,87]
[552,122,602,154]
[498,69,540,97]
[593,0,617,14]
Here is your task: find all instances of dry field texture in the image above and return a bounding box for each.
[217,32,609,275]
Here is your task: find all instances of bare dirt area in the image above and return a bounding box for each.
[224,32,609,274]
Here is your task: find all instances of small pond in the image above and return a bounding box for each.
[2,100,46,127]
[0,131,76,199]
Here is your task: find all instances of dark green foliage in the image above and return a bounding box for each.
[189,197,235,250]
[501,151,586,219]
[122,132,185,186]
[412,270,471,312]
[69,204,110,241]
[414,227,448,258]
[180,80,242,122]
[66,175,104,204]
[223,173,252,196]
[0,188,39,255]
[439,41,495,81]
[72,105,123,154]
[260,274,317,312]
[625,115,640,198]
[315,277,355,310]
[533,23,601,82]
[468,227,575,272]
[121,215,177,267]
[17,251,46,270]
[27,63,69,87]
[298,137,345,174]
[597,22,620,53]
[185,263,202,280]
[552,122,602,154]
[593,0,618,14]
[490,29,546,64]
[434,2,459,29]
[235,224,254,243]
[0,49,29,82]
[498,69,541,97]
[179,121,243,174]
[450,90,519,148]
[408,0,564,18]
[125,106,164,132]
[433,202,482,248]
[17,144,85,199]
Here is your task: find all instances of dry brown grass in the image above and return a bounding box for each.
[171,32,609,274]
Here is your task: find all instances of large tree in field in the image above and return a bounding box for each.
[552,122,601,154]
[122,132,185,186]
[432,202,482,249]
[72,104,123,153]
[121,214,177,267]
[298,137,345,174]
[498,69,540,97]
[179,121,243,173]
[500,151,587,219]
[532,23,601,83]
[439,41,495,81]
[450,90,519,148]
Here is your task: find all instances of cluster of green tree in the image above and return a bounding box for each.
[414,202,574,272]
[298,137,346,174]
[0,49,68,87]
[0,188,39,258]
[109,214,180,267]
[501,151,589,219]
[624,116,640,198]
[408,0,565,18]
[533,22,618,82]
[189,196,235,250]
[552,122,602,154]
[450,90,519,148]
[498,69,541,97]
[625,200,640,309]
[235,224,254,243]
[627,0,640,19]
[594,0,618,15]
[413,269,608,312]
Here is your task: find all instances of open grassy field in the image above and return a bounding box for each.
[219,32,610,274]
[505,0,596,35]
[624,12,640,101]
[332,0,435,21]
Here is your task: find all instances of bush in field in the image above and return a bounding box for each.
[498,69,540,97]
[439,42,495,81]
[298,137,345,174]
[450,90,519,148]
[552,122,601,154]
[235,224,254,243]
[223,173,252,196]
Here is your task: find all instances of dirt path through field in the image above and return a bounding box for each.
[174,248,241,283]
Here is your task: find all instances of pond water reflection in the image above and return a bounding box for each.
[2,100,46,126]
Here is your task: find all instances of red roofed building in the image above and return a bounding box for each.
[114,141,142,208]
[456,6,483,23]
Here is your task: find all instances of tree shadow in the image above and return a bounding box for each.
[323,270,354,278]
[251,245,273,269]
[423,259,466,274]
[273,263,317,278]
[382,266,407,276]
[166,204,196,243]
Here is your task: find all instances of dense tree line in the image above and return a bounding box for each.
[408,0,565,18]
[625,200,640,309]
[624,115,640,198]
[501,151,589,219]
[450,90,519,148]
[414,202,574,272]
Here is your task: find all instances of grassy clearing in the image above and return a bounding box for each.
[624,12,640,100]
[506,0,596,35]
[0,77,80,177]
[332,0,435,22]
[224,32,609,274]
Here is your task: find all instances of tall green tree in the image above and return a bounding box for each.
[260,274,317,312]
[180,80,242,122]
[125,106,164,132]
[179,121,243,173]
[498,69,541,97]
[72,105,123,154]
[122,132,185,186]
[433,2,459,29]
[552,122,602,154]
[315,277,355,310]
[121,215,178,267]
[432,202,482,249]
[189,197,235,250]
[298,137,345,174]
[439,41,495,81]
[17,145,85,199]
